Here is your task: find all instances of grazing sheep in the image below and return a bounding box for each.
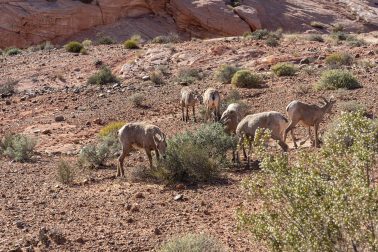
[283,96,336,148]
[236,111,292,167]
[180,87,202,122]
[203,88,221,122]
[117,122,167,177]
[220,103,248,161]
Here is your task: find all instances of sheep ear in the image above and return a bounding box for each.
[154,133,163,143]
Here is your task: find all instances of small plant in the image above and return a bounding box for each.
[99,122,126,137]
[87,66,119,85]
[5,48,22,56]
[82,39,92,47]
[330,31,347,41]
[150,70,164,85]
[159,233,228,252]
[338,101,367,114]
[124,39,139,49]
[97,36,115,45]
[265,36,279,47]
[332,23,344,32]
[130,34,141,43]
[346,36,366,47]
[151,33,180,44]
[155,123,236,183]
[0,134,36,162]
[246,29,270,40]
[56,159,76,185]
[129,93,145,107]
[271,62,296,76]
[215,64,240,84]
[307,34,324,42]
[80,47,88,55]
[325,52,353,67]
[231,70,261,88]
[315,69,361,90]
[0,79,18,96]
[310,21,326,29]
[176,68,202,85]
[64,41,83,53]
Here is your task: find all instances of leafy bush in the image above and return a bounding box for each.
[215,64,240,84]
[150,70,164,85]
[79,135,119,169]
[0,79,18,96]
[155,123,236,183]
[56,159,76,185]
[5,48,22,56]
[325,52,353,67]
[80,47,88,55]
[246,29,270,40]
[97,36,115,45]
[64,41,83,53]
[339,100,367,115]
[129,93,145,107]
[124,39,139,49]
[307,34,324,42]
[0,134,36,162]
[315,69,360,90]
[82,39,92,47]
[265,37,279,47]
[330,31,348,41]
[231,70,261,88]
[99,122,126,137]
[152,33,180,44]
[176,68,203,85]
[238,112,378,252]
[159,233,228,252]
[346,36,366,47]
[310,21,326,29]
[332,23,344,32]
[87,66,119,85]
[271,62,296,76]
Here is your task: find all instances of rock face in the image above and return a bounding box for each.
[0,0,377,48]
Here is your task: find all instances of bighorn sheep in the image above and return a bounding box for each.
[203,88,221,122]
[236,111,292,167]
[180,87,202,122]
[283,96,336,148]
[117,122,167,177]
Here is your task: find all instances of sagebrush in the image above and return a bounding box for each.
[159,233,228,252]
[0,134,36,162]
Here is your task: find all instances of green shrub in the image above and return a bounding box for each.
[5,48,22,56]
[176,68,203,85]
[215,64,240,84]
[265,37,279,47]
[332,23,344,32]
[79,135,119,169]
[231,70,261,88]
[56,159,76,185]
[80,47,88,55]
[0,79,18,96]
[124,39,139,49]
[130,34,141,43]
[129,93,145,107]
[82,39,92,47]
[271,62,296,76]
[152,33,180,44]
[0,134,36,162]
[339,101,367,114]
[64,41,83,53]
[315,69,360,90]
[238,112,378,251]
[97,36,115,45]
[99,122,126,137]
[307,34,324,42]
[325,52,353,67]
[150,70,164,85]
[346,36,366,47]
[159,233,228,252]
[330,31,348,41]
[87,66,119,85]
[246,29,270,40]
[155,123,236,183]
[310,21,326,29]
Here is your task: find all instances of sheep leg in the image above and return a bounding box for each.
[300,127,312,146]
[181,106,185,121]
[117,145,130,177]
[236,136,244,166]
[146,149,153,168]
[290,129,297,149]
[283,121,297,146]
[278,140,289,152]
[247,138,253,169]
[314,124,320,148]
[186,107,189,122]
[193,106,196,123]
[155,149,160,162]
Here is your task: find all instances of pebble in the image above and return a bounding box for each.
[54,115,65,122]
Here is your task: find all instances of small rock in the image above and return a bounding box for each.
[367,51,374,56]
[93,118,103,125]
[85,121,91,126]
[42,129,52,135]
[5,100,11,105]
[15,221,26,229]
[153,227,162,235]
[300,58,310,64]
[173,194,184,201]
[49,230,66,245]
[175,184,185,190]
[127,218,134,223]
[98,93,105,98]
[54,115,65,122]
[355,53,360,58]
[75,237,85,244]
[130,204,140,212]
[142,75,150,81]
[135,192,144,199]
